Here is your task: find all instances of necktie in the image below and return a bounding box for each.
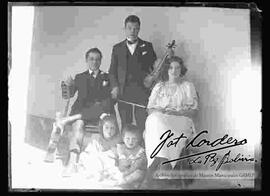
[90,72,95,78]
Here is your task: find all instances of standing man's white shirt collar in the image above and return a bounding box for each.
[89,69,99,78]
[126,38,138,55]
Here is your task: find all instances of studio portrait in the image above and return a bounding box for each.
[8,3,262,191]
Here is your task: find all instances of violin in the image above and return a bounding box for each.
[144,40,176,89]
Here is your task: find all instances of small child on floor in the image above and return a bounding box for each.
[77,113,122,182]
[116,124,147,188]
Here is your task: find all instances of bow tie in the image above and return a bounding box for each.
[127,39,138,45]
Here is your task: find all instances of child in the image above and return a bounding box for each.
[116,124,147,188]
[77,113,123,182]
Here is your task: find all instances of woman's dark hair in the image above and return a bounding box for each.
[158,56,187,82]
[124,15,141,27]
[85,47,103,60]
[99,114,119,138]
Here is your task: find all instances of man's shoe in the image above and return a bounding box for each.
[44,145,57,163]
[44,151,55,163]
[61,163,77,177]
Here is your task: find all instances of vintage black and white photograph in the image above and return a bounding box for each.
[8,2,262,191]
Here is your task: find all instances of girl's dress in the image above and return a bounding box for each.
[78,134,122,182]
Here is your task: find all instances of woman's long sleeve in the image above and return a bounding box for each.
[147,82,162,109]
[183,82,198,110]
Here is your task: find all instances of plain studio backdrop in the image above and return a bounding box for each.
[9,6,261,189]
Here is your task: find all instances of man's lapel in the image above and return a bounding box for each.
[119,40,128,84]
[95,70,102,89]
[81,70,90,98]
[134,38,143,56]
[120,39,128,64]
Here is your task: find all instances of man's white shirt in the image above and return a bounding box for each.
[126,39,138,55]
[88,69,99,78]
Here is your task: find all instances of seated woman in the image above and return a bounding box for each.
[143,56,199,188]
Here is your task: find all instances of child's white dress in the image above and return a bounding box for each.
[78,134,123,184]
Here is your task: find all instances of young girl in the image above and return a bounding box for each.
[77,113,123,182]
[116,124,147,188]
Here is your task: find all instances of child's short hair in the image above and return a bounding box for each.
[99,113,119,137]
[122,124,142,140]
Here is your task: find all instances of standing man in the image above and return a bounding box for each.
[109,15,157,133]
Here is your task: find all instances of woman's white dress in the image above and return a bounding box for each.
[144,81,198,169]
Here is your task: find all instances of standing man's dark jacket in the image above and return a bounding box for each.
[109,38,157,106]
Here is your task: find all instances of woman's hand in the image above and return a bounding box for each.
[164,108,196,118]
[147,107,165,115]
[163,109,182,116]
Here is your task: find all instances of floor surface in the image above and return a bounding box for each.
[10,143,255,191]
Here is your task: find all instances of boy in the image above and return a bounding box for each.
[116,124,147,188]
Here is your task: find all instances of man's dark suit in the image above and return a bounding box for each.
[69,69,113,123]
[109,38,157,131]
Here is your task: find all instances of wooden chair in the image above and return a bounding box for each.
[61,80,101,130]
[44,81,101,163]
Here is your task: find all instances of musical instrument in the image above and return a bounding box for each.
[118,99,146,126]
[144,40,176,89]
[118,99,146,109]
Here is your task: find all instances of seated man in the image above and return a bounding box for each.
[46,47,114,177]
